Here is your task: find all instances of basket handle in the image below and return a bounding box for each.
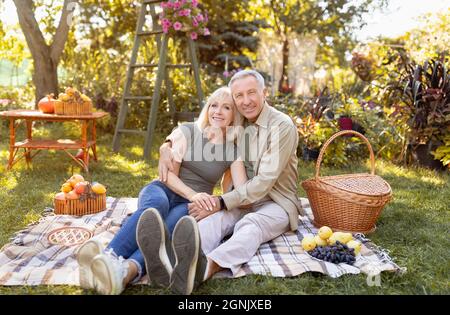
[314,130,375,179]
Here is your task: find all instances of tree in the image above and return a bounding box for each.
[196,0,261,76]
[12,0,73,105]
[250,0,386,93]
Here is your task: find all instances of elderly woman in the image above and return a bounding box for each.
[76,86,247,295]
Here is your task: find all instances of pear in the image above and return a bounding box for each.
[318,226,333,240]
[61,183,72,193]
[341,232,353,244]
[92,183,107,194]
[314,235,328,246]
[301,235,316,251]
[347,240,362,255]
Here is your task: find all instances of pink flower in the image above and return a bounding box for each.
[166,2,173,9]
[178,9,191,16]
[192,19,199,27]
[173,2,181,10]
[191,0,199,8]
[190,32,198,40]
[223,71,230,78]
[203,28,210,36]
[162,25,169,33]
[161,18,171,27]
[173,21,183,30]
[196,14,204,22]
[161,2,167,9]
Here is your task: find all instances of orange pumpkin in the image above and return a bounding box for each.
[38,94,56,113]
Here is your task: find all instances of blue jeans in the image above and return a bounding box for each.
[106,180,189,279]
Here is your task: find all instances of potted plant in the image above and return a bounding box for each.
[400,59,450,170]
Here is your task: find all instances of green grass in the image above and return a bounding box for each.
[0,122,449,295]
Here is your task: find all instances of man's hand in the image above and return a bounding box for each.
[158,142,174,182]
[188,196,221,221]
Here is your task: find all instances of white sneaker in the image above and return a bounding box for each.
[90,249,129,295]
[77,239,103,289]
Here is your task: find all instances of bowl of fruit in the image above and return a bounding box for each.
[301,226,362,265]
[54,174,107,216]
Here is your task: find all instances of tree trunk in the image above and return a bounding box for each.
[32,48,59,104]
[13,0,72,107]
[278,37,290,93]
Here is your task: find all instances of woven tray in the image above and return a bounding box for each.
[54,193,106,216]
[47,227,93,246]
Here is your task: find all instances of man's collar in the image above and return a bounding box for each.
[251,102,270,128]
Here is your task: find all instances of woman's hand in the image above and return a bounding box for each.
[189,192,217,212]
[159,142,174,182]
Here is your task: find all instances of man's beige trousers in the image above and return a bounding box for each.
[198,201,290,275]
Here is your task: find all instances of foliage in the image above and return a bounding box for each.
[296,88,333,149]
[159,0,210,40]
[432,135,450,167]
[404,10,450,63]
[396,59,450,146]
[196,0,261,76]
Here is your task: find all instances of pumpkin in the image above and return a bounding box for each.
[38,94,56,113]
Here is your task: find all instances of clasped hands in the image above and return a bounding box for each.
[188,192,221,222]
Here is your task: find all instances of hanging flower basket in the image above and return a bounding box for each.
[159,0,210,40]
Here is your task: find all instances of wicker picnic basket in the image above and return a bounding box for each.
[301,130,392,234]
[54,193,106,216]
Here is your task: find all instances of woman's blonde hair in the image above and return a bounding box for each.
[196,86,243,140]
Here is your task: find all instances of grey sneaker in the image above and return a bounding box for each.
[90,249,128,295]
[136,208,173,288]
[171,216,207,295]
[77,239,103,289]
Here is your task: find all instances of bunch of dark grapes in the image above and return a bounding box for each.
[308,241,356,265]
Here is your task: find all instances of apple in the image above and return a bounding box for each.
[68,174,85,187]
[66,191,80,200]
[55,192,66,200]
[71,174,85,182]
[74,181,88,194]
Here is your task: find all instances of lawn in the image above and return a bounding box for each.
[0,121,449,295]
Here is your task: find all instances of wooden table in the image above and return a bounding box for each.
[0,110,109,172]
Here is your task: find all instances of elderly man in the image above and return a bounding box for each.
[157,70,302,295]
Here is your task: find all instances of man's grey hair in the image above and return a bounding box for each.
[228,69,266,90]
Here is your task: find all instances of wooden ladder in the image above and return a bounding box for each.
[112,0,204,158]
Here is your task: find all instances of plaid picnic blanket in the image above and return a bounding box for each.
[0,197,405,286]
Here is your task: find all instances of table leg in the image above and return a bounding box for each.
[92,120,98,161]
[7,118,16,170]
[25,120,33,167]
[81,120,89,171]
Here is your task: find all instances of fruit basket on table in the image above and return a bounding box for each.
[54,174,107,216]
[54,87,93,115]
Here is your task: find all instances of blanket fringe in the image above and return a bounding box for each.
[354,233,407,275]
[7,207,55,247]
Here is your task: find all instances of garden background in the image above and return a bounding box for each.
[0,0,449,295]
